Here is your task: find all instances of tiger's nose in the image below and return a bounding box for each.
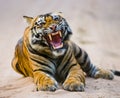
[50,25,56,31]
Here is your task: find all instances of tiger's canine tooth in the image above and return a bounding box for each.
[48,34,52,40]
[58,31,62,37]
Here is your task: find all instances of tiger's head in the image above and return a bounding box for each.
[24,12,72,51]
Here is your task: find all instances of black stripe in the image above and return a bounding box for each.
[58,52,72,74]
[24,67,29,76]
[48,58,57,68]
[82,60,91,72]
[33,69,54,76]
[80,52,88,66]
[28,44,56,60]
[65,63,77,77]
[90,65,97,77]
[27,44,38,54]
[111,70,120,76]
[16,63,25,75]
[75,47,82,58]
[57,45,69,66]
[30,57,52,69]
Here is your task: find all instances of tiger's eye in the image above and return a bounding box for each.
[35,22,38,25]
[53,15,60,21]
[40,22,46,26]
[54,17,59,21]
[35,34,40,38]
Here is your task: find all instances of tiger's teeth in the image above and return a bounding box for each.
[51,32,58,35]
[58,31,62,37]
[48,34,52,40]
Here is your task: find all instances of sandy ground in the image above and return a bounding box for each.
[0,0,120,98]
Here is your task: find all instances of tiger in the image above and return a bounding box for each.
[11,12,120,92]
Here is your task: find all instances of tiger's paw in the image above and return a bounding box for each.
[94,68,114,80]
[63,78,85,91]
[36,77,58,91]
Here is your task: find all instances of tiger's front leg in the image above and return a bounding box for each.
[63,65,85,91]
[33,70,58,91]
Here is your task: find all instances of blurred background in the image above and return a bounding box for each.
[0,0,120,89]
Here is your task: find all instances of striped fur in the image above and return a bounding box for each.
[12,12,115,91]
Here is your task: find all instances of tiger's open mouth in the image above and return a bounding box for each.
[44,31,63,50]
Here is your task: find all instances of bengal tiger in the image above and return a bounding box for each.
[12,12,120,91]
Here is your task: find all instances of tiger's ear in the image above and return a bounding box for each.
[55,12,63,17]
[23,16,33,25]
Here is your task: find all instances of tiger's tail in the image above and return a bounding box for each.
[111,70,120,76]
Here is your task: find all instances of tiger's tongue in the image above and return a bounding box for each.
[50,34,63,49]
[46,32,63,49]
